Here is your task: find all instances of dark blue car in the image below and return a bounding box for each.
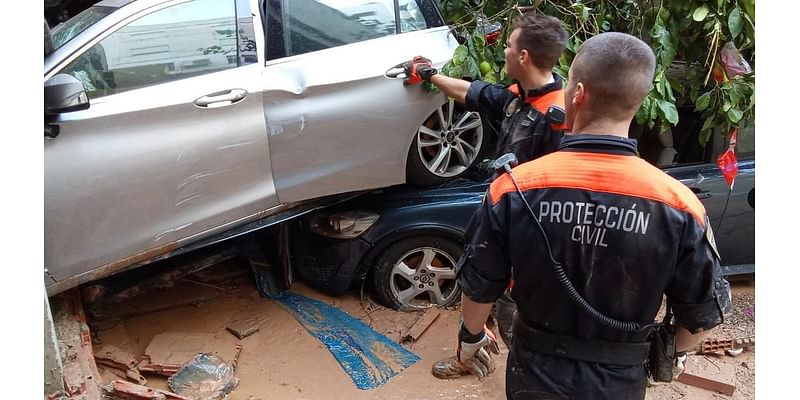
[290,118,755,310]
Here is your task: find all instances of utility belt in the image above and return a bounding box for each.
[512,317,651,366]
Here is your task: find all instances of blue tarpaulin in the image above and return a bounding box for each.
[273,292,420,390]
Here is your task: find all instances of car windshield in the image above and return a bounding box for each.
[51,6,117,51]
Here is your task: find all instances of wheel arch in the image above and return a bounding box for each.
[355,224,465,282]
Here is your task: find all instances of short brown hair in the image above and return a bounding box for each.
[570,32,656,118]
[511,12,568,70]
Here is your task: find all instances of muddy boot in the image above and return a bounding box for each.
[431,355,469,379]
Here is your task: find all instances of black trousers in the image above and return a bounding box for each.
[505,332,648,400]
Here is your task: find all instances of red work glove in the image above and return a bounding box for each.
[457,322,500,379]
[403,56,438,85]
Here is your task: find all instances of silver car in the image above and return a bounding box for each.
[44,0,487,295]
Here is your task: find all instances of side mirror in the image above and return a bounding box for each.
[45,74,89,115]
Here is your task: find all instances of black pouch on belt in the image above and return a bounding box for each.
[646,309,676,382]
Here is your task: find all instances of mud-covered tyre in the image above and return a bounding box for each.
[371,236,462,310]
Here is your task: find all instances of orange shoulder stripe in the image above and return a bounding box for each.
[530,89,565,115]
[489,151,707,226]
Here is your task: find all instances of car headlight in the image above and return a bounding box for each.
[308,211,380,239]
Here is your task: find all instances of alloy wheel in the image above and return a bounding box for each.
[416,100,483,178]
[389,246,459,309]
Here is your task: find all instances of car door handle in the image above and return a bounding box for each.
[194,89,247,108]
[689,187,712,199]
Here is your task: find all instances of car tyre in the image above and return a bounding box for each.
[371,235,462,310]
[407,100,487,186]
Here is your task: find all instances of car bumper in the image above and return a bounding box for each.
[290,225,372,295]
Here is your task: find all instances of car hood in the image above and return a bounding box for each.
[339,178,489,213]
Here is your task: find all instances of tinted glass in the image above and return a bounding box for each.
[51,6,117,51]
[736,123,755,157]
[283,0,397,57]
[399,0,428,33]
[60,0,238,99]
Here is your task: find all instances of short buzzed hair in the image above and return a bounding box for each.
[571,32,656,118]
[512,12,568,70]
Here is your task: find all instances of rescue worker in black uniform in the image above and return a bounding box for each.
[403,11,569,167]
[402,12,570,380]
[452,32,733,399]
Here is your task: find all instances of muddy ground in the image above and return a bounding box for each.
[90,260,755,399]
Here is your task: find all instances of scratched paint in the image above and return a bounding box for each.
[274,292,420,390]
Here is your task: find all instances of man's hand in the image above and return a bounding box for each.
[403,56,438,85]
[457,323,500,379]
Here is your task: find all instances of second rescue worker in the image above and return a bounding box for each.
[452,32,732,399]
[402,11,569,165]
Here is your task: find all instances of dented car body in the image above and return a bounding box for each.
[45,0,464,294]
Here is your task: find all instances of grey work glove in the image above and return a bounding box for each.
[457,322,501,379]
[673,352,688,378]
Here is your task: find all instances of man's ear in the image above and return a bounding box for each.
[572,82,586,105]
[519,49,529,65]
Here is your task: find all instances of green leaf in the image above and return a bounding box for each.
[636,97,652,125]
[722,101,731,112]
[692,6,709,22]
[729,7,743,39]
[667,77,685,97]
[717,0,725,11]
[695,92,712,112]
[465,56,480,79]
[665,81,674,102]
[452,45,468,66]
[727,108,744,123]
[658,99,679,124]
[741,0,755,20]
[656,78,666,97]
[649,96,658,121]
[484,71,497,84]
[698,116,718,146]
[699,125,714,146]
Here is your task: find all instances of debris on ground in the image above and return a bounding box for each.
[274,291,421,390]
[401,308,441,343]
[226,308,267,339]
[105,379,191,399]
[144,332,239,371]
[693,336,755,355]
[167,353,239,400]
[95,345,147,385]
[50,289,104,400]
[90,282,222,320]
[674,355,737,396]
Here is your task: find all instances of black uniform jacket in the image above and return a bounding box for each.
[456,134,732,344]
[465,74,568,163]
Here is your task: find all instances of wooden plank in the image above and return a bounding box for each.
[402,309,441,342]
[675,356,736,396]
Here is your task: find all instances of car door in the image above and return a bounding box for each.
[45,0,277,289]
[260,0,458,203]
[714,125,755,272]
[635,110,750,270]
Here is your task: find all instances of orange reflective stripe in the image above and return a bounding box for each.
[505,85,567,131]
[530,89,565,115]
[488,151,707,226]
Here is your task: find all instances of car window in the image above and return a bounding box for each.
[631,107,713,168]
[399,0,428,33]
[51,6,117,51]
[282,0,397,57]
[59,0,238,99]
[736,123,755,158]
